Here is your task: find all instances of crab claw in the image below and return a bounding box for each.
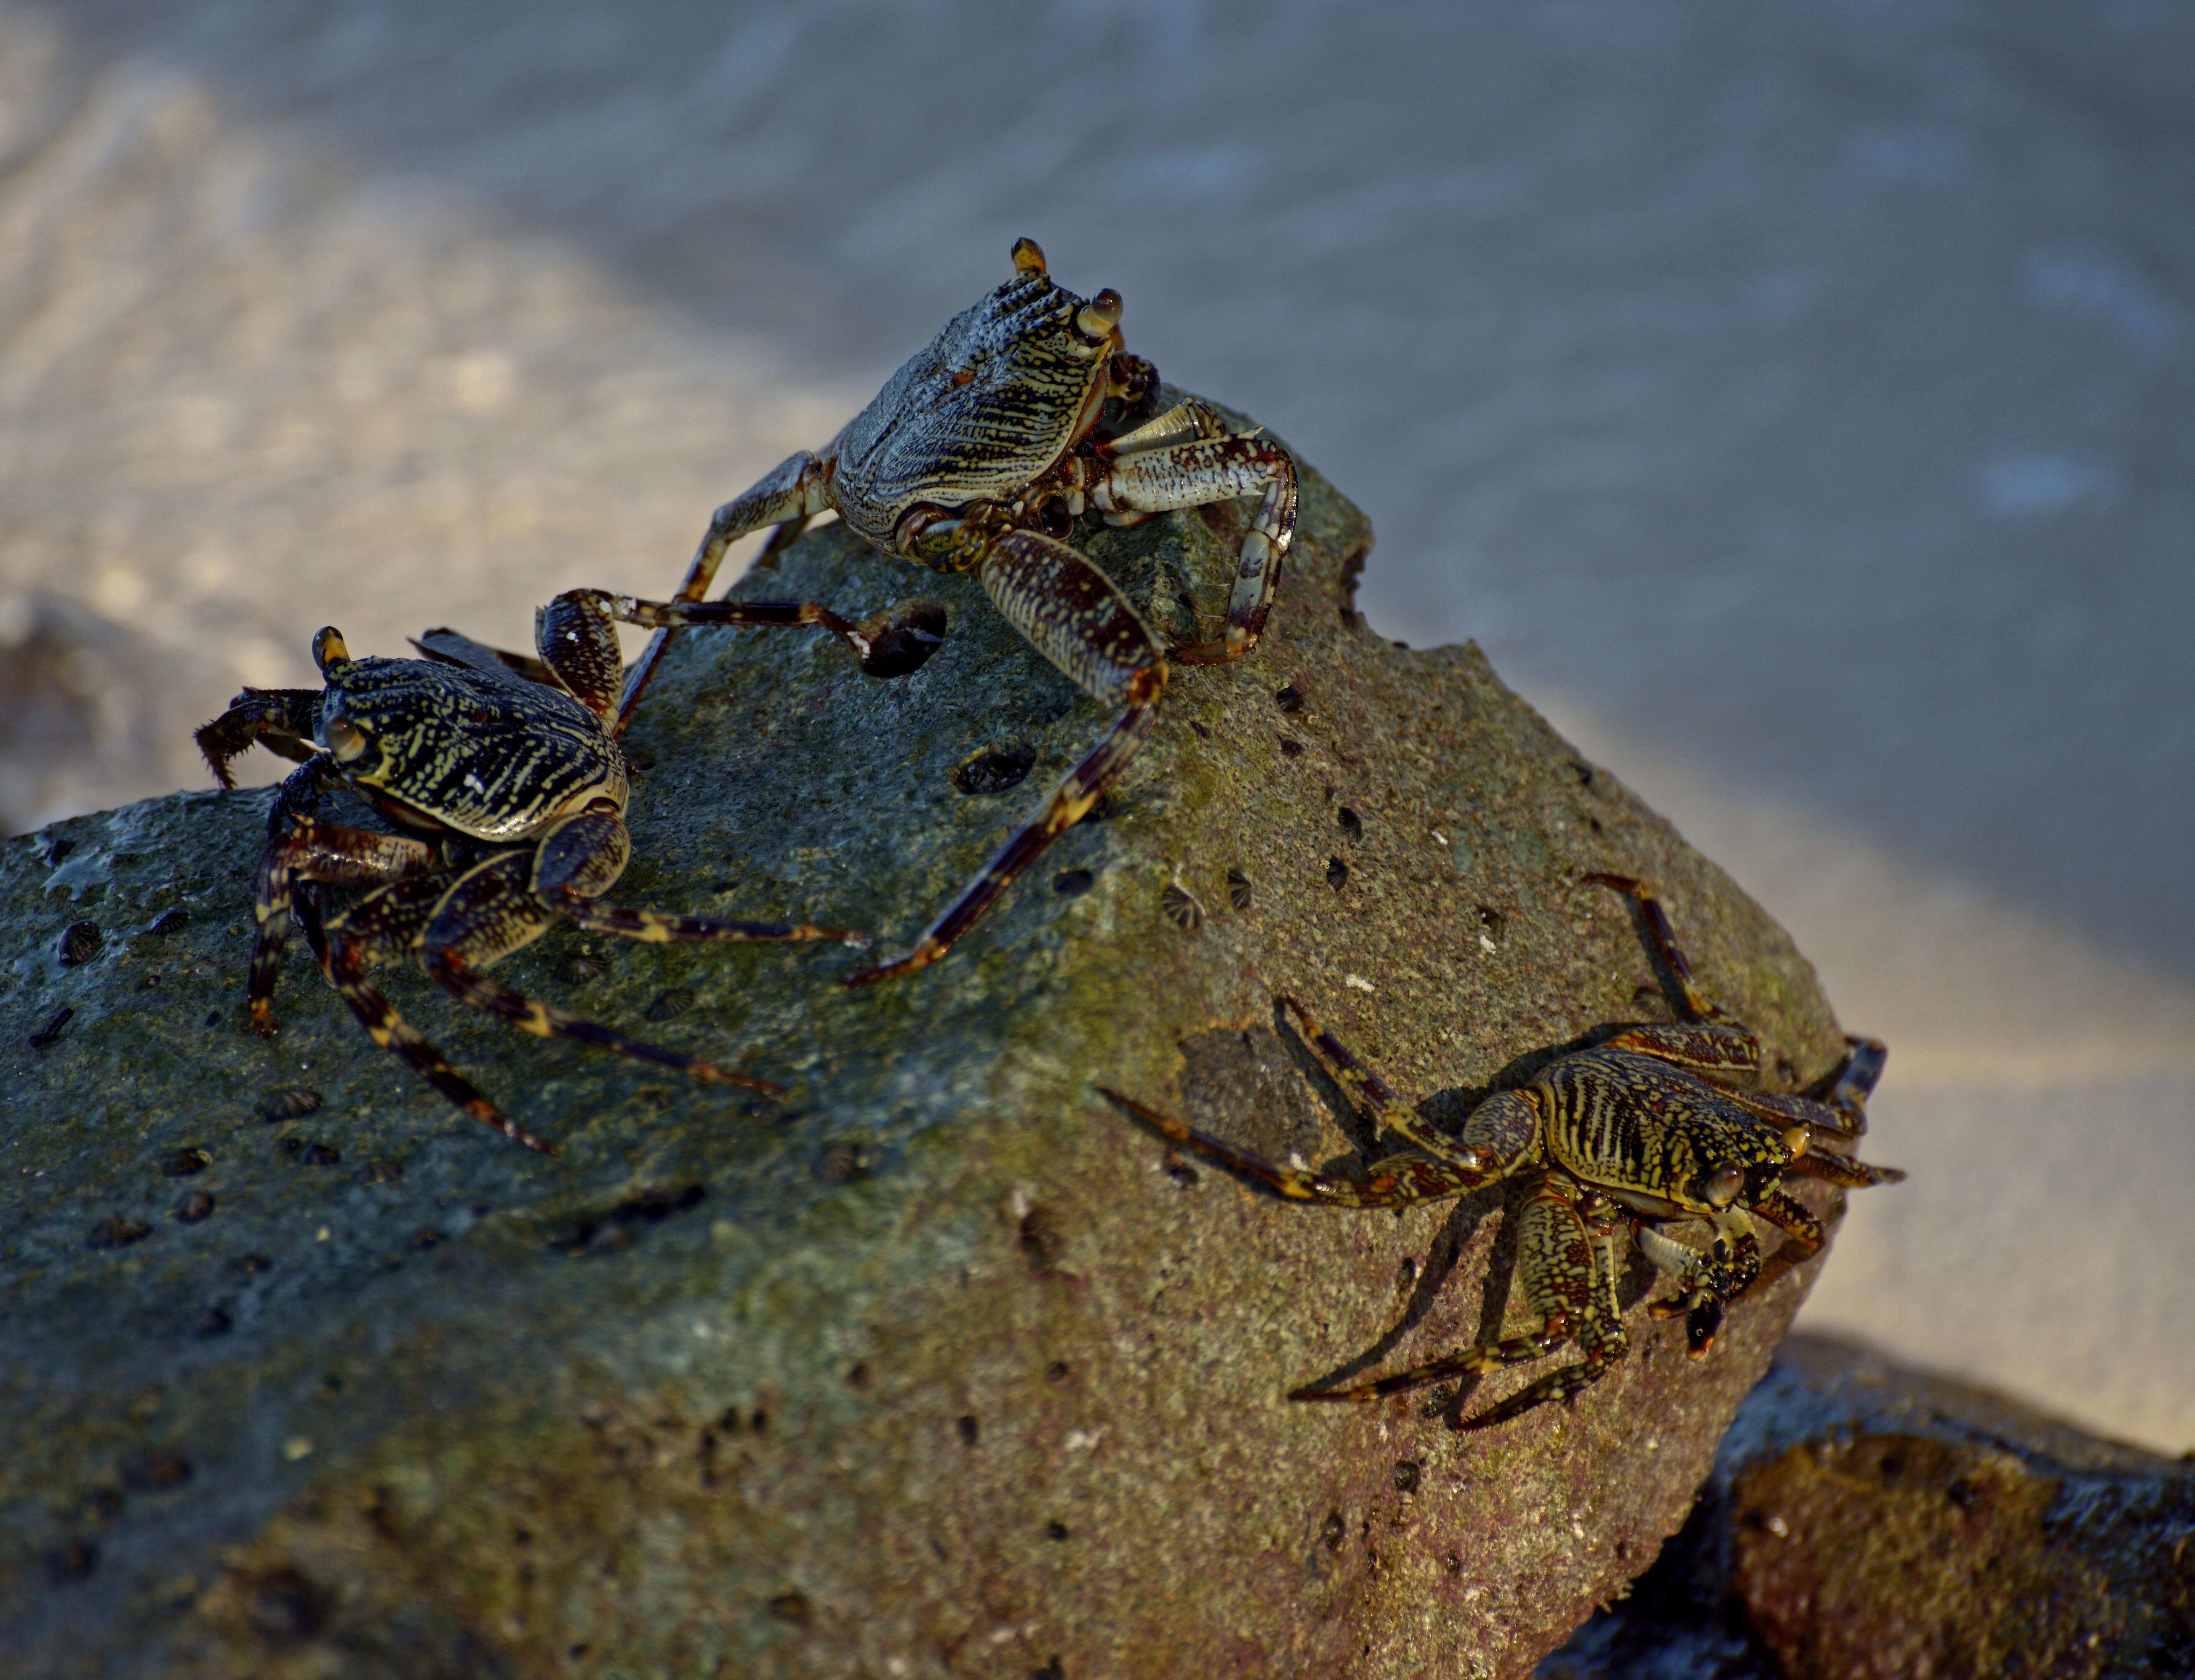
[1011,236,1046,274]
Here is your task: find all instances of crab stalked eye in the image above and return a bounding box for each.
[312,627,352,676]
[1783,1124,1812,1159]
[1076,288,1123,341]
[1702,1162,1746,1207]
[323,716,369,763]
[1011,237,1047,274]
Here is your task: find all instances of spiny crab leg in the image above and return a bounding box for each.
[616,452,835,734]
[1068,400,1298,665]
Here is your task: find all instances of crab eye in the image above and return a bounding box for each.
[1011,237,1047,274]
[1076,288,1123,341]
[1702,1162,1746,1207]
[324,717,369,763]
[1783,1124,1812,1159]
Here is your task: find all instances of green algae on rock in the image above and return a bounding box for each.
[3,404,1861,1677]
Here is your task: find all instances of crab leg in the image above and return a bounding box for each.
[1821,1035,1888,1137]
[530,807,867,947]
[1292,1176,1628,1426]
[315,878,559,1154]
[251,806,441,1034]
[1585,873,1733,1024]
[412,851,784,1115]
[1282,997,1539,1177]
[1098,1087,1488,1208]
[847,526,1168,986]
[617,451,835,733]
[1731,1189,1828,1299]
[195,688,323,788]
[1087,423,1298,666]
[422,951,782,1098]
[564,590,943,687]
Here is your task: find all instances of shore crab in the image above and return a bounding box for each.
[195,589,869,1154]
[614,237,1299,985]
[1101,874,1904,1429]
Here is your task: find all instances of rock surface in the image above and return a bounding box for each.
[1542,1333,2195,1679]
[3,412,1858,1677]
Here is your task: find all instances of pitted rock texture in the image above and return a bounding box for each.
[1542,1334,2195,1679]
[3,408,1857,1678]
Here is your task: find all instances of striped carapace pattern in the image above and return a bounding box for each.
[615,238,1300,985]
[196,589,866,1153]
[1101,876,1905,1428]
[831,262,1109,548]
[1534,1047,1797,1217]
[321,655,624,843]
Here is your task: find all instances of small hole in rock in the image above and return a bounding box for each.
[1019,1205,1068,1273]
[854,600,948,679]
[48,1541,99,1583]
[1045,1521,1069,1541]
[175,1191,215,1224]
[1047,1361,1070,1382]
[1226,869,1252,911]
[766,1591,812,1627]
[58,921,102,965]
[1327,858,1348,891]
[1320,1510,1346,1550]
[88,1217,151,1250]
[1393,1461,1421,1494]
[1337,807,1362,840]
[952,743,1037,796]
[1053,868,1095,898]
[1279,738,1304,758]
[1475,906,1504,944]
[1275,685,1304,712]
[957,1415,981,1446]
[122,1450,192,1492]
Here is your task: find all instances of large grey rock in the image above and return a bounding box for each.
[2,416,1858,1677]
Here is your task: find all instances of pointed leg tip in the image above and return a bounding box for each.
[843,940,944,988]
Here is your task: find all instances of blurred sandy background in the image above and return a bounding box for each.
[3,1,2190,1450]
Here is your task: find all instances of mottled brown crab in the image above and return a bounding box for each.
[617,237,1299,985]
[1102,876,1904,1429]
